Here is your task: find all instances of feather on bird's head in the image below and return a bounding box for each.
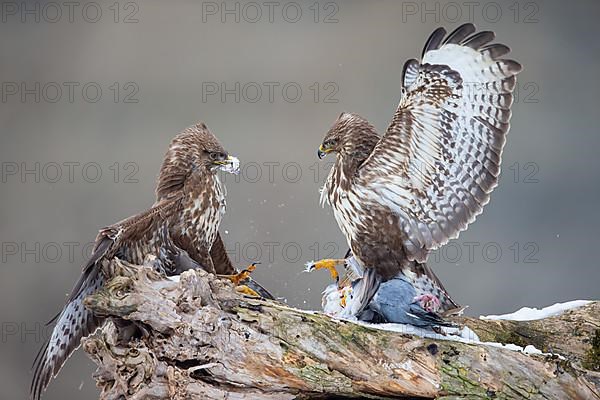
[318,112,379,161]
[156,122,239,200]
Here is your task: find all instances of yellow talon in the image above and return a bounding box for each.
[218,263,263,297]
[305,259,345,284]
[235,285,260,297]
[218,263,258,286]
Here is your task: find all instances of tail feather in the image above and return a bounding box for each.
[30,266,104,400]
[242,277,275,300]
[406,261,459,312]
[341,267,381,318]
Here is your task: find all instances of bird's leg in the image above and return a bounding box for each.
[217,262,262,297]
[235,285,260,297]
[217,262,258,285]
[304,259,345,286]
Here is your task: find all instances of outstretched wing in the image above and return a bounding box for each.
[358,24,521,262]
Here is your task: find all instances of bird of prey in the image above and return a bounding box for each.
[310,23,521,319]
[31,123,265,399]
[154,125,273,298]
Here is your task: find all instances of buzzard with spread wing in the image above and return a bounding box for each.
[311,24,521,318]
[31,123,269,399]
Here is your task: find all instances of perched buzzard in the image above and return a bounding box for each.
[312,24,521,318]
[156,136,273,297]
[31,123,255,399]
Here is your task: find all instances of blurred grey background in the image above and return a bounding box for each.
[1,0,599,398]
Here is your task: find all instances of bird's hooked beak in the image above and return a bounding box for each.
[317,144,330,159]
[214,155,240,175]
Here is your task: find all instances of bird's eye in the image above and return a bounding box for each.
[209,152,227,161]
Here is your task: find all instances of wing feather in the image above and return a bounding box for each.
[401,59,420,88]
[421,27,446,58]
[443,23,476,45]
[358,24,521,262]
[481,43,510,59]
[461,30,496,49]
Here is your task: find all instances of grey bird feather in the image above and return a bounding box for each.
[358,276,453,328]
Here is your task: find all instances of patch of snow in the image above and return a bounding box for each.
[480,300,592,321]
[481,342,550,357]
[450,325,480,342]
[352,320,480,342]
[189,362,219,372]
[523,345,543,355]
[167,275,180,283]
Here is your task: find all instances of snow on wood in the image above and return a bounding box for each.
[481,300,593,321]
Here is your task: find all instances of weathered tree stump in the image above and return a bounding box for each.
[82,259,600,399]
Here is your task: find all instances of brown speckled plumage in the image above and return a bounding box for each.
[319,24,521,315]
[32,123,234,400]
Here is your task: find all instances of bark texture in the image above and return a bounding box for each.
[82,259,600,399]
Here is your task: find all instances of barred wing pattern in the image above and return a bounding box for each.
[358,24,521,262]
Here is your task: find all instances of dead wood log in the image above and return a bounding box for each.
[82,259,600,399]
